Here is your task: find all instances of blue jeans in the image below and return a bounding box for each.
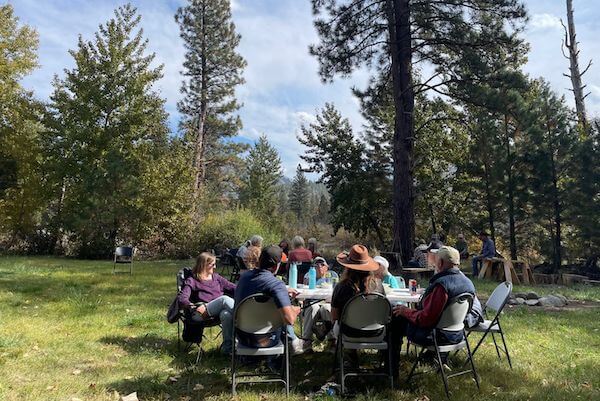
[471,256,483,277]
[198,295,234,354]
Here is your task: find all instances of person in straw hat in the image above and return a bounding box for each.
[389,245,476,376]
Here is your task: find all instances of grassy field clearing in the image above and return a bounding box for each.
[0,256,598,401]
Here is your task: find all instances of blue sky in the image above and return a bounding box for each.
[11,0,600,177]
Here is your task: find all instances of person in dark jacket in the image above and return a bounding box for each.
[178,252,236,354]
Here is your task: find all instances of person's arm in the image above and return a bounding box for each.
[280,305,301,325]
[331,307,340,322]
[393,285,448,328]
[177,281,194,308]
[217,274,236,295]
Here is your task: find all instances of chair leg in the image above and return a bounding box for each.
[177,320,181,350]
[464,330,480,390]
[285,334,290,396]
[231,340,237,395]
[406,347,426,385]
[339,341,345,394]
[498,323,513,369]
[195,345,203,365]
[388,343,394,390]
[490,332,502,359]
[433,337,451,399]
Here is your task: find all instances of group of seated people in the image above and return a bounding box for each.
[235,235,320,271]
[177,239,485,379]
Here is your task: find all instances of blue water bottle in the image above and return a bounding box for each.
[289,262,298,289]
[308,266,317,289]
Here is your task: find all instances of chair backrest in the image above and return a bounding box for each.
[177,267,193,293]
[341,292,391,338]
[394,276,406,288]
[234,293,285,334]
[115,246,133,257]
[436,293,473,331]
[486,281,512,313]
[235,256,246,271]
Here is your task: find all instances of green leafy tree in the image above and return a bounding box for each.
[175,0,247,205]
[289,165,310,222]
[239,134,283,220]
[46,4,170,258]
[310,0,527,262]
[0,4,46,248]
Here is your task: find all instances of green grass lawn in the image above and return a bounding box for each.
[0,256,598,401]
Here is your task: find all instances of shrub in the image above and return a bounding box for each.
[195,209,281,252]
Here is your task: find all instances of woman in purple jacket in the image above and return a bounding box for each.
[178,252,236,354]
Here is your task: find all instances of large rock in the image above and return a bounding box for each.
[513,292,528,299]
[525,299,539,306]
[515,297,526,305]
[526,292,540,300]
[539,295,567,307]
[555,294,568,304]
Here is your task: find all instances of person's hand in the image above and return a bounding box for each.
[392,305,408,317]
[287,288,299,298]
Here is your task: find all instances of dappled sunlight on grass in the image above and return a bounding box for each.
[0,256,598,401]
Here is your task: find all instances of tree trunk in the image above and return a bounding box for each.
[544,102,563,271]
[504,115,517,260]
[564,0,589,130]
[483,159,496,241]
[387,0,415,263]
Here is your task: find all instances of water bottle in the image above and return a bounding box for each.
[308,266,317,289]
[289,262,298,289]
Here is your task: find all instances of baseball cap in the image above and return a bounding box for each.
[314,256,327,265]
[437,246,460,265]
[258,245,282,269]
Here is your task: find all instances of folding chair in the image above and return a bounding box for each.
[231,256,245,283]
[113,246,133,274]
[394,276,406,288]
[231,293,290,395]
[337,292,394,394]
[175,268,221,364]
[406,293,479,399]
[467,281,513,368]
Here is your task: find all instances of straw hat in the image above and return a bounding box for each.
[336,244,379,271]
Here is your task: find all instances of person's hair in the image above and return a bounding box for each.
[378,262,389,276]
[279,239,288,248]
[291,235,305,249]
[479,231,489,237]
[250,235,263,247]
[340,268,377,293]
[193,252,216,277]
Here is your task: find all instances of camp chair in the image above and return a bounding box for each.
[175,268,221,364]
[406,293,479,399]
[466,281,513,368]
[394,275,406,288]
[230,256,245,283]
[231,293,290,395]
[113,246,133,274]
[337,292,393,394]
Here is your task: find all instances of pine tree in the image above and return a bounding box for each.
[309,0,527,262]
[175,0,247,204]
[239,134,283,219]
[46,4,170,258]
[289,165,310,222]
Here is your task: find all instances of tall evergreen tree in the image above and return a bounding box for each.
[46,4,170,257]
[309,0,527,262]
[289,165,310,221]
[239,134,283,219]
[175,0,247,205]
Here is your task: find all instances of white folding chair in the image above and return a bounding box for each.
[337,292,393,394]
[231,293,290,395]
[467,281,513,368]
[407,293,479,399]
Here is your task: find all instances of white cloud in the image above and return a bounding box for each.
[529,13,563,31]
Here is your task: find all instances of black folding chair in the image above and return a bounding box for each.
[175,268,222,364]
[406,293,480,399]
[113,246,133,274]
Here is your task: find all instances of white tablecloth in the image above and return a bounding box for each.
[291,286,422,304]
